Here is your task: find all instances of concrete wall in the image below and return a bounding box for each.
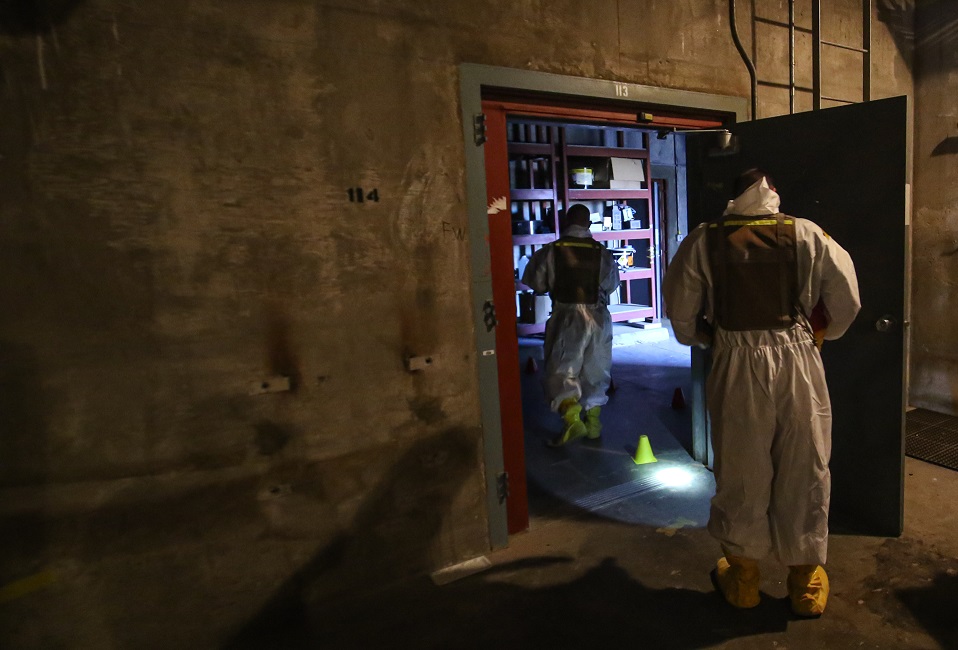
[0,1,913,646]
[910,0,958,414]
[755,0,914,116]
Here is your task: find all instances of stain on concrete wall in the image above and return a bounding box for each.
[0,1,914,646]
[910,0,958,414]
[0,0,87,36]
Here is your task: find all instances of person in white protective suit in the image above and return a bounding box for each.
[522,204,620,446]
[662,169,860,617]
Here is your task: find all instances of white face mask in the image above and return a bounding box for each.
[723,177,781,217]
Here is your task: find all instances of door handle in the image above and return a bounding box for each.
[875,315,896,333]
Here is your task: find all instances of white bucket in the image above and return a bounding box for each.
[571,168,594,187]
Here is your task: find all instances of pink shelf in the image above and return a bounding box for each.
[566,145,649,159]
[592,229,653,241]
[620,267,654,280]
[609,304,655,321]
[568,189,651,200]
[511,189,555,201]
[508,143,553,156]
[508,124,658,328]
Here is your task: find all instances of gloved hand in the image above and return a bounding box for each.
[809,299,828,350]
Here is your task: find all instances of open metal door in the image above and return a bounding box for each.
[687,96,908,536]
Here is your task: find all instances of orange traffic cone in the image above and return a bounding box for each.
[525,357,538,374]
[671,387,686,410]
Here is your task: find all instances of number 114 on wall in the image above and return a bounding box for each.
[347,187,380,203]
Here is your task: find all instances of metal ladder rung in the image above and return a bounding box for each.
[754,16,813,34]
[822,39,869,54]
[821,95,856,104]
[812,0,871,110]
[758,80,814,93]
[737,0,871,115]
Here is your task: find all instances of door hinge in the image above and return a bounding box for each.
[473,113,487,146]
[496,471,510,504]
[483,300,498,331]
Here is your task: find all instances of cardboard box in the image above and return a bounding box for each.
[610,157,646,189]
[610,180,646,189]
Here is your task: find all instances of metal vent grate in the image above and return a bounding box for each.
[906,408,958,471]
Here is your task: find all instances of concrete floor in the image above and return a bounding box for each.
[263,457,958,649]
[288,329,958,650]
[3,329,957,649]
[521,324,707,529]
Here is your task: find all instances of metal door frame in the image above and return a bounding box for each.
[459,63,747,547]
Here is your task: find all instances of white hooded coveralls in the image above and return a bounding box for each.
[522,225,621,412]
[663,180,861,565]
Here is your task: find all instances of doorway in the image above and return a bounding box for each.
[460,66,745,544]
[485,111,706,530]
[486,112,720,534]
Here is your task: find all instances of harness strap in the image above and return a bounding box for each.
[776,214,790,324]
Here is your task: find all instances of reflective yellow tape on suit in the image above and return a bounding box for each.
[708,219,795,227]
[555,241,599,248]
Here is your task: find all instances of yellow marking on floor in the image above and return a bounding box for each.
[655,517,699,537]
[0,569,57,604]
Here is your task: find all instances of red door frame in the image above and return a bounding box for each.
[482,98,723,535]
[482,105,528,534]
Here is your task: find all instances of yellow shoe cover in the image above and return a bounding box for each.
[714,555,761,608]
[551,400,586,446]
[584,407,602,439]
[787,565,829,617]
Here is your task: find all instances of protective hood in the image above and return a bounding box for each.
[562,224,595,238]
[723,177,781,217]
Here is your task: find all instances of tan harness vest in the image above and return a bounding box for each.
[552,237,603,305]
[707,214,799,331]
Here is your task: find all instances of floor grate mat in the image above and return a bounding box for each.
[571,476,660,511]
[906,408,958,471]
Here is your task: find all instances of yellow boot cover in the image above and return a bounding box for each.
[715,555,761,609]
[584,407,602,439]
[552,399,587,446]
[787,565,829,617]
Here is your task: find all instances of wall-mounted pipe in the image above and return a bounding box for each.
[812,0,821,110]
[729,0,757,120]
[789,0,796,114]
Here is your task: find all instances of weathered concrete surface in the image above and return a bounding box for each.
[241,459,958,647]
[910,0,958,414]
[755,0,914,117]
[0,1,915,647]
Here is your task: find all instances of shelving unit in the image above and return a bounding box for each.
[508,121,658,335]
